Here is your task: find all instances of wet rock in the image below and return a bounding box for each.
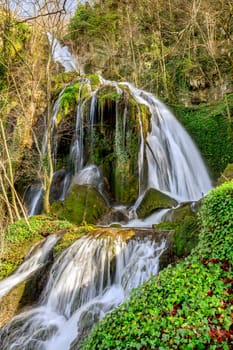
[50,169,71,202]
[97,207,129,226]
[136,188,178,219]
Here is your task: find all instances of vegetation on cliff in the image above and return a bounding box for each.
[68,0,233,104]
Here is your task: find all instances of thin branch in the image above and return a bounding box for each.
[16,0,68,24]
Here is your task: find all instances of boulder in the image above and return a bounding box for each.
[51,184,109,225]
[136,188,178,219]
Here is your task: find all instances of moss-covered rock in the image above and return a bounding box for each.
[0,281,27,327]
[51,184,109,225]
[173,216,199,258]
[163,202,195,222]
[217,163,233,186]
[153,217,199,260]
[136,188,178,219]
[0,245,54,327]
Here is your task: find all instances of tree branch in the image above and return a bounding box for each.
[16,0,68,23]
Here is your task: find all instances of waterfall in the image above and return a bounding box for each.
[0,235,60,298]
[121,83,212,201]
[26,186,43,217]
[25,38,212,220]
[47,33,79,73]
[0,234,166,349]
[26,76,212,218]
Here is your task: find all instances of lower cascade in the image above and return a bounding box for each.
[0,233,166,349]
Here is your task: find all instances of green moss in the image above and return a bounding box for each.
[165,203,195,222]
[0,280,27,327]
[51,72,77,94]
[173,95,233,179]
[173,216,199,258]
[58,82,80,119]
[53,224,95,256]
[81,182,233,350]
[153,221,179,231]
[51,184,109,225]
[154,216,199,258]
[87,74,101,89]
[97,86,120,107]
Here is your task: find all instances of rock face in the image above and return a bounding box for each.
[50,169,70,202]
[51,184,109,225]
[52,80,152,205]
[136,188,178,219]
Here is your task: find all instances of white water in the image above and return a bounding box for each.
[0,235,60,298]
[27,186,43,217]
[122,208,171,228]
[66,78,212,203]
[47,33,78,73]
[121,82,212,202]
[0,234,166,349]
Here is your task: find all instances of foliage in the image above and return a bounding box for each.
[0,16,30,91]
[81,181,233,349]
[5,215,73,243]
[173,96,233,179]
[68,0,233,104]
[197,181,233,260]
[69,4,119,44]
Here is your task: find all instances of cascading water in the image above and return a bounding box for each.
[25,37,212,222]
[120,82,212,201]
[26,186,43,217]
[47,33,78,73]
[2,38,213,349]
[0,235,60,298]
[51,78,211,208]
[0,233,166,349]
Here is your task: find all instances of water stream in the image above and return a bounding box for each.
[1,37,214,348]
[0,234,166,349]
[27,36,212,219]
[0,235,60,299]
